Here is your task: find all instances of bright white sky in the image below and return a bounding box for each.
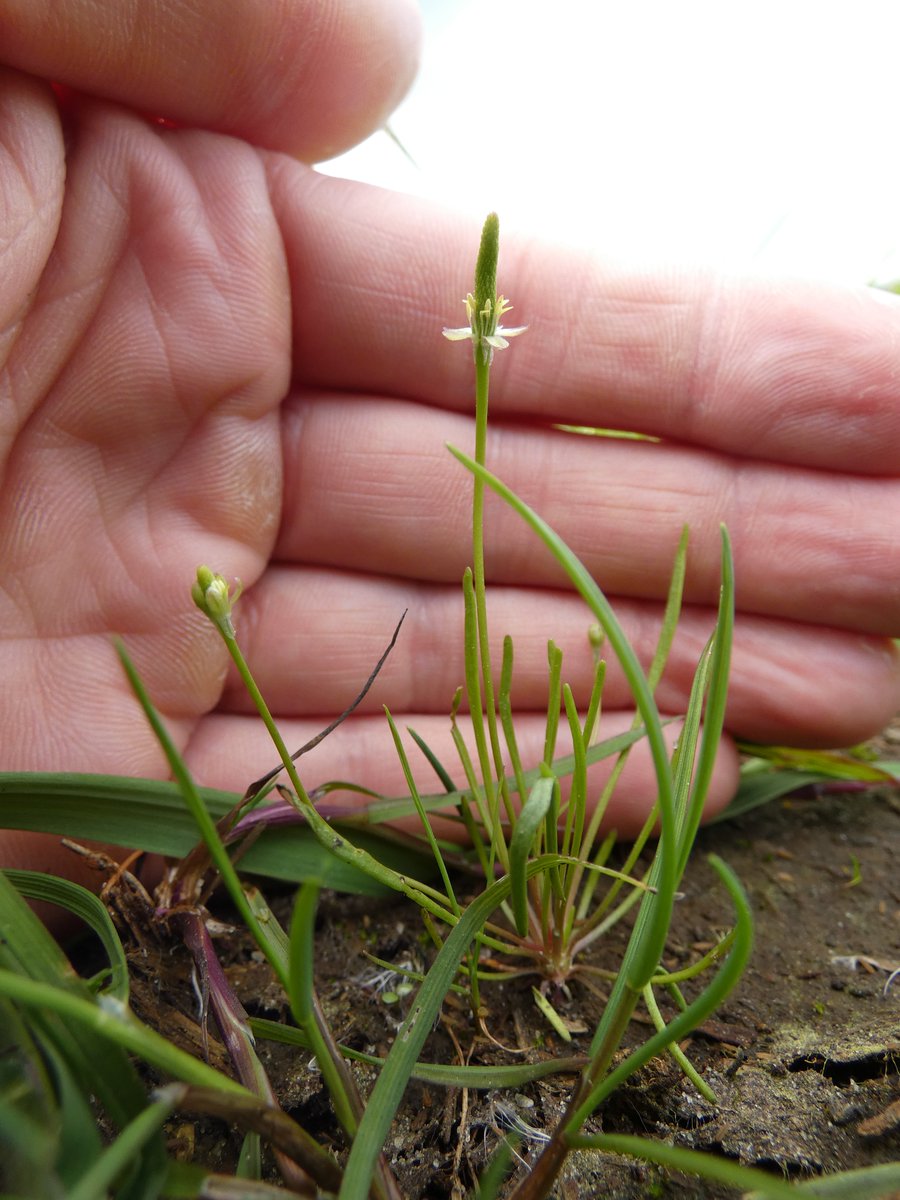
[322,0,900,284]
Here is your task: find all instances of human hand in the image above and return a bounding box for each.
[2,0,898,895]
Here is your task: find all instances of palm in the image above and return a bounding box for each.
[1,91,287,780]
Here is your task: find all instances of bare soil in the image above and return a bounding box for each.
[112,763,900,1198]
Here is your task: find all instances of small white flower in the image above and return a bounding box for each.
[442,292,527,365]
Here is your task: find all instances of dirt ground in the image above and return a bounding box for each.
[117,755,900,1198]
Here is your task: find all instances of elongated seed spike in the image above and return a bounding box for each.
[474,212,500,316]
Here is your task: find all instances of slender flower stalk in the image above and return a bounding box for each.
[190,568,461,925]
[443,214,528,868]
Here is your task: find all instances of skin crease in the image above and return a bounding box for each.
[0,0,899,929]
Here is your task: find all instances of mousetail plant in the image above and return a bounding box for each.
[337,213,753,1198]
[186,214,751,1195]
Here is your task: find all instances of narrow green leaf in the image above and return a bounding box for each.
[236,1131,262,1181]
[642,982,715,1104]
[4,870,130,1003]
[472,1134,516,1200]
[790,1162,900,1198]
[709,769,835,824]
[560,684,587,872]
[0,969,249,1098]
[678,525,734,873]
[736,743,896,783]
[250,1017,586,1088]
[288,883,361,1138]
[568,1134,798,1198]
[407,728,459,793]
[0,1005,65,1197]
[288,882,320,1027]
[0,1097,58,1182]
[67,1094,176,1200]
[242,886,290,976]
[0,772,421,893]
[531,987,572,1042]
[384,708,459,916]
[571,1140,900,1200]
[509,777,554,936]
[498,635,530,818]
[542,641,563,769]
[0,870,167,1197]
[647,525,689,693]
[42,1036,106,1188]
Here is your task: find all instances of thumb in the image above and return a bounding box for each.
[0,0,421,160]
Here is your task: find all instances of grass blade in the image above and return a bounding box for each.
[567,1134,798,1198]
[0,772,424,893]
[67,1094,176,1200]
[0,869,168,1198]
[250,1017,586,1087]
[4,869,130,1003]
[0,968,249,1097]
[288,882,361,1137]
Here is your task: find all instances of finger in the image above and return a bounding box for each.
[0,0,420,160]
[227,567,900,747]
[274,394,900,637]
[185,710,742,840]
[265,164,900,473]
